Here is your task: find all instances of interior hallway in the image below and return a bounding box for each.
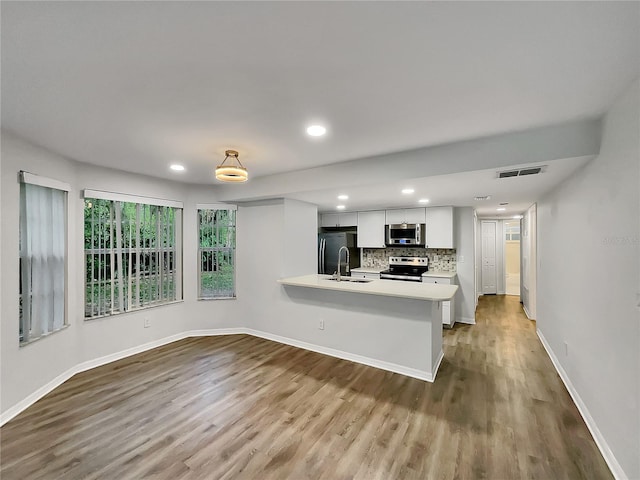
[0,296,612,479]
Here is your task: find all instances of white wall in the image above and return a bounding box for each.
[454,207,476,324]
[536,79,639,480]
[522,204,537,319]
[0,132,242,416]
[1,134,80,414]
[474,211,481,304]
[237,199,319,338]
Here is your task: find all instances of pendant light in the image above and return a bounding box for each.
[215,150,248,182]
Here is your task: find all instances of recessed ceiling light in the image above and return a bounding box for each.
[418,198,430,204]
[513,215,523,219]
[337,194,349,200]
[170,164,185,171]
[336,205,346,210]
[497,207,506,211]
[307,125,327,136]
[402,188,414,195]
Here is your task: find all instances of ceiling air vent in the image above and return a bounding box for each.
[498,166,545,178]
[518,167,542,176]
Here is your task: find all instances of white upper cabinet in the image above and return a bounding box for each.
[321,212,358,228]
[357,210,386,248]
[425,206,454,249]
[385,208,426,225]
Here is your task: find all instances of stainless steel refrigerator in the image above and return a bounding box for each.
[318,232,360,275]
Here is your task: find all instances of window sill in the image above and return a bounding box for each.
[20,323,70,348]
[84,299,184,321]
[198,296,237,301]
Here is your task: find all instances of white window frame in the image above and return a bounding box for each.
[83,190,184,319]
[197,203,237,300]
[19,171,70,345]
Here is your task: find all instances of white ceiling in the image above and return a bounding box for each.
[2,1,638,187]
[290,156,594,217]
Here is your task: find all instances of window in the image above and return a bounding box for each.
[505,223,521,241]
[19,172,69,344]
[198,205,236,299]
[84,190,183,319]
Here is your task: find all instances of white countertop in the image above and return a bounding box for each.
[350,267,387,274]
[422,271,458,279]
[278,274,458,301]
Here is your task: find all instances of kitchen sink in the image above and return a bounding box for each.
[325,277,373,283]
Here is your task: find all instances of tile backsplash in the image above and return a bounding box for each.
[362,248,457,272]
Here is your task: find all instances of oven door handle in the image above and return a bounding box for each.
[380,274,423,282]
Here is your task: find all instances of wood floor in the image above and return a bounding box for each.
[1,295,612,479]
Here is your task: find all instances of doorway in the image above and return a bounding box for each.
[504,220,521,296]
[481,221,497,294]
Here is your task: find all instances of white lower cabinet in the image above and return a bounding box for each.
[422,276,456,327]
[351,271,381,280]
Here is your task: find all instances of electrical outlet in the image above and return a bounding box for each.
[458,255,465,263]
[319,319,325,330]
[564,341,569,356]
[144,317,151,328]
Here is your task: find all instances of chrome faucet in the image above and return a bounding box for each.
[336,246,350,282]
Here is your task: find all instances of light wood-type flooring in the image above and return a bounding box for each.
[1,295,613,479]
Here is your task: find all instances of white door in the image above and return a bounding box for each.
[481,221,497,294]
[504,220,521,296]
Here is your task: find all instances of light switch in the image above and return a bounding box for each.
[458,255,465,263]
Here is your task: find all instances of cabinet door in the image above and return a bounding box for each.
[357,210,386,248]
[442,302,453,327]
[321,213,340,227]
[385,209,406,224]
[422,277,452,285]
[425,206,454,248]
[404,208,426,224]
[351,271,381,280]
[339,212,358,227]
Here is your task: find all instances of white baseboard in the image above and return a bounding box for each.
[536,329,626,480]
[0,366,77,427]
[185,328,246,337]
[0,328,244,427]
[432,350,444,378]
[523,305,534,320]
[74,332,189,375]
[456,316,476,325]
[2,327,440,427]
[245,328,436,382]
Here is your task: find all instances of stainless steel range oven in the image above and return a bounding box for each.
[380,256,428,282]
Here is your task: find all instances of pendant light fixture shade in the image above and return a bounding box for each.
[215,150,248,182]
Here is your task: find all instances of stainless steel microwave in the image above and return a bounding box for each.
[386,223,425,246]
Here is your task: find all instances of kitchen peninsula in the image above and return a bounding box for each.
[278,274,458,382]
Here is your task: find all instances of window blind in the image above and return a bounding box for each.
[19,173,68,343]
[84,196,183,319]
[198,206,236,299]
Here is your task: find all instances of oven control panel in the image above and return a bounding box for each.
[388,256,428,266]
